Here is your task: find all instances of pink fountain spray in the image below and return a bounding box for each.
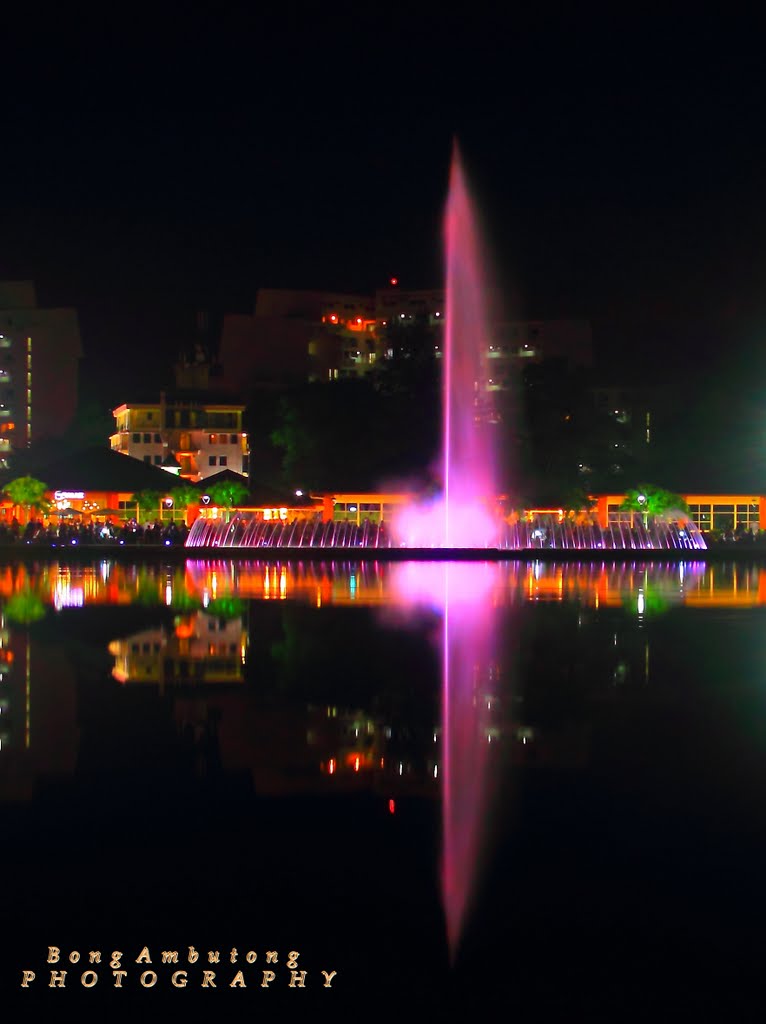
[394,142,500,548]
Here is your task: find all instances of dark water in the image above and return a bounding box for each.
[1,557,765,1020]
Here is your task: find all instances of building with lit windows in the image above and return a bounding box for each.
[0,445,197,525]
[110,391,249,482]
[374,285,444,326]
[595,494,766,533]
[217,284,592,392]
[218,288,377,390]
[0,281,82,468]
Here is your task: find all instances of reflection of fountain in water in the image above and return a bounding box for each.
[391,561,505,961]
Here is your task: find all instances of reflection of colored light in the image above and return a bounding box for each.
[328,759,336,774]
[388,799,395,814]
[345,752,368,770]
[392,559,500,962]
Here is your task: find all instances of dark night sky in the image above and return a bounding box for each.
[2,7,766,403]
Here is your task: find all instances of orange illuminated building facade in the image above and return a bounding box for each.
[0,486,188,527]
[594,494,766,532]
[195,489,766,533]
[0,447,201,525]
[318,492,412,525]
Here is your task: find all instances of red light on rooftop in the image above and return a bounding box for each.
[390,277,398,286]
[330,313,338,323]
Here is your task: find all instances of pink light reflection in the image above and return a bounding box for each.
[391,560,503,959]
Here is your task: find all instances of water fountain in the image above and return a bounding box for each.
[186,146,706,555]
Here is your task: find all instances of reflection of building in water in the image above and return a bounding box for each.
[184,559,766,611]
[0,615,78,800]
[0,615,11,752]
[109,613,247,688]
[185,560,391,607]
[308,665,576,795]
[3,559,766,613]
[313,706,386,778]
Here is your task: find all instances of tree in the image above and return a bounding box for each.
[207,479,249,521]
[271,373,439,492]
[270,394,321,488]
[560,487,598,524]
[170,483,201,521]
[4,589,46,624]
[4,476,50,521]
[620,484,689,523]
[131,489,163,524]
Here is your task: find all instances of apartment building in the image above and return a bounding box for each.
[111,391,248,482]
[0,280,82,468]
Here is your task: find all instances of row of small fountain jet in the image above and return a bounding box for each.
[185,513,707,551]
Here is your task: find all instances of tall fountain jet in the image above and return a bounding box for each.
[442,141,500,546]
[393,141,501,549]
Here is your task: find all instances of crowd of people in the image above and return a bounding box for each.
[709,525,766,546]
[0,518,191,547]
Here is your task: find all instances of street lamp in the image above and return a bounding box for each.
[636,493,647,528]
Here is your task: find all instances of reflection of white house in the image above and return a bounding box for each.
[109,614,247,686]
